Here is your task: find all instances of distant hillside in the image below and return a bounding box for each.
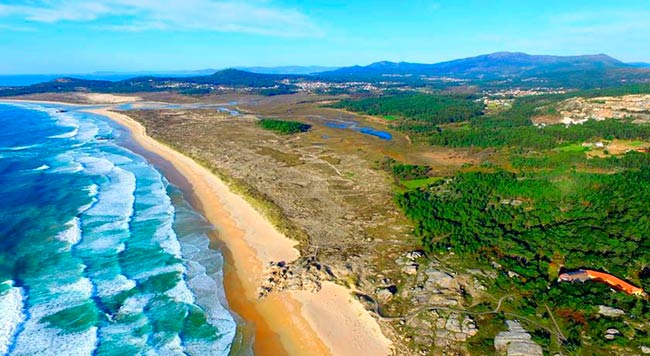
[319,52,629,79]
[237,65,339,75]
[129,68,300,87]
[0,69,300,96]
[3,54,650,96]
[91,69,219,76]
[0,77,117,95]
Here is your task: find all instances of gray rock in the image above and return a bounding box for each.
[494,320,543,356]
[507,271,521,278]
[434,330,451,347]
[461,316,478,336]
[405,251,424,260]
[396,251,424,266]
[598,305,625,317]
[425,295,458,306]
[376,286,396,301]
[507,341,541,356]
[402,264,418,275]
[424,269,459,291]
[604,328,620,340]
[445,315,462,333]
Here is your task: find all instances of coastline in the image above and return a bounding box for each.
[0,99,88,106]
[84,107,393,355]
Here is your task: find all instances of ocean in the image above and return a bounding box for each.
[0,103,237,355]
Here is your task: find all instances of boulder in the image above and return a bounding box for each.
[445,316,462,333]
[395,250,424,267]
[461,315,478,336]
[376,285,397,301]
[494,320,543,356]
[424,269,459,291]
[598,305,625,317]
[402,264,419,275]
[604,328,620,340]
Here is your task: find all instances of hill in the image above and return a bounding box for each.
[237,65,339,75]
[0,69,300,96]
[319,52,630,78]
[3,53,650,96]
[123,68,299,87]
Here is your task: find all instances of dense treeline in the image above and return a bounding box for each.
[379,157,431,180]
[331,91,650,149]
[396,167,650,350]
[511,150,650,171]
[430,119,650,149]
[424,92,650,149]
[331,94,484,126]
[258,119,311,134]
[578,83,650,98]
[397,169,650,274]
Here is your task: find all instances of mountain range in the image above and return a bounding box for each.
[2,52,650,95]
[318,52,636,78]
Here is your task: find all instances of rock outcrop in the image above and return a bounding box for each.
[494,320,543,356]
[257,256,332,298]
[641,346,650,354]
[598,305,626,318]
[557,95,650,125]
[406,311,478,355]
[604,328,621,340]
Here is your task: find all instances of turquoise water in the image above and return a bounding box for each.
[0,103,236,355]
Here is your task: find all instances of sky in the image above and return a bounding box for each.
[0,0,649,74]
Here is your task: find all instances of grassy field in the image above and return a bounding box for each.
[555,143,589,152]
[400,177,443,189]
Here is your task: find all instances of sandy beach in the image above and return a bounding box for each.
[0,93,141,105]
[82,107,393,356]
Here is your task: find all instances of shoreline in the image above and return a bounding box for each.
[83,107,393,355]
[0,98,89,106]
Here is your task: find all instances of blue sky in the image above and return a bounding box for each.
[0,0,649,74]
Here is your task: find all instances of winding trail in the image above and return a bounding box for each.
[355,290,567,343]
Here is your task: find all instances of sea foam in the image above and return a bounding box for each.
[0,103,236,355]
[11,278,97,356]
[0,282,26,356]
[55,217,81,245]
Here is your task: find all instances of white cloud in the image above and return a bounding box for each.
[0,0,322,37]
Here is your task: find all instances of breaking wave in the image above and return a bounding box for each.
[0,102,237,355]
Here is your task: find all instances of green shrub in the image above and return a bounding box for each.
[258,119,311,134]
